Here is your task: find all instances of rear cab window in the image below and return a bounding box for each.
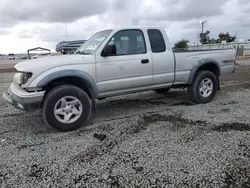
[147,29,166,53]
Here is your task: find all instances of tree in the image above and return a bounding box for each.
[174,39,189,49]
[200,31,236,44]
[200,30,210,44]
[217,32,236,43]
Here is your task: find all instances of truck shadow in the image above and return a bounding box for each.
[97,90,189,108]
[93,90,191,121]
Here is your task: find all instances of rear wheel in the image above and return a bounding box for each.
[188,71,218,104]
[154,88,171,94]
[42,85,92,132]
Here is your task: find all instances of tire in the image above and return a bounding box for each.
[154,88,171,94]
[42,85,92,132]
[188,71,218,104]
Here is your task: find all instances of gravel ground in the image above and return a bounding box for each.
[0,65,250,188]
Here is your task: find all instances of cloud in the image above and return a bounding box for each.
[0,29,9,35]
[1,0,250,53]
[239,0,250,5]
[139,0,228,22]
[0,0,107,28]
[14,15,113,42]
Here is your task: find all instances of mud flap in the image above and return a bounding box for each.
[217,77,220,90]
[91,98,97,112]
[88,88,98,112]
[93,100,98,112]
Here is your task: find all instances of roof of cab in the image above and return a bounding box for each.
[107,26,165,32]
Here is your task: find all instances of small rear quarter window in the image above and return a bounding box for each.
[147,29,166,53]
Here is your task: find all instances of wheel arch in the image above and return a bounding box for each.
[38,70,98,102]
[188,58,221,85]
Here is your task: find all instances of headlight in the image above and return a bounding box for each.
[13,73,23,84]
[13,72,32,85]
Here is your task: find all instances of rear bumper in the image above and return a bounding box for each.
[2,83,45,111]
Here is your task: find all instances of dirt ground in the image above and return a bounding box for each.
[0,64,250,187]
[220,66,250,92]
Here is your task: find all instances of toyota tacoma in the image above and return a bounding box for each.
[3,27,237,131]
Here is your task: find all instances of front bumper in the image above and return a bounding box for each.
[2,83,45,111]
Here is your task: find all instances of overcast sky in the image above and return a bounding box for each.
[0,0,249,53]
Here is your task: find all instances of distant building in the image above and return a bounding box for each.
[56,40,86,54]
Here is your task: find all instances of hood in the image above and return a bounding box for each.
[14,54,95,72]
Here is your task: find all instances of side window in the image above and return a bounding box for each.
[147,29,166,53]
[107,30,146,55]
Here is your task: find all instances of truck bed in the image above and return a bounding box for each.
[172,48,236,85]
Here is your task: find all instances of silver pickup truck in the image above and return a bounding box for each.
[3,27,237,131]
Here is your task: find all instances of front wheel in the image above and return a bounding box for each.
[188,71,218,104]
[42,85,92,132]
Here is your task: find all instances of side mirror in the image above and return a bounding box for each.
[101,44,116,57]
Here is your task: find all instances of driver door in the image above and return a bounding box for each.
[95,29,153,96]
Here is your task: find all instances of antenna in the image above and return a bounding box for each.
[65,22,68,41]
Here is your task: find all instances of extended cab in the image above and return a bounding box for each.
[2,27,237,131]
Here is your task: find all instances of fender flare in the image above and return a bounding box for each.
[187,58,221,85]
[37,70,98,98]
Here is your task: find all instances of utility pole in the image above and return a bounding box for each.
[197,31,200,46]
[200,21,206,34]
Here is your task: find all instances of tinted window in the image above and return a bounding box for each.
[107,30,146,55]
[147,29,166,53]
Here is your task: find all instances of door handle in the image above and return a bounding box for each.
[141,59,149,64]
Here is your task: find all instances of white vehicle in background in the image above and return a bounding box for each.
[3,26,237,132]
[8,54,16,60]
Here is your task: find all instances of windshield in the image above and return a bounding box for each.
[75,29,112,54]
